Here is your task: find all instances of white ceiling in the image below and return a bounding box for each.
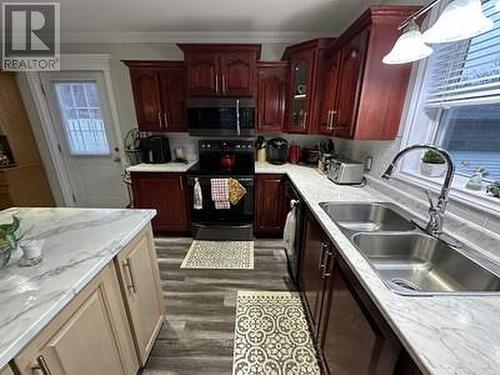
[49,0,425,43]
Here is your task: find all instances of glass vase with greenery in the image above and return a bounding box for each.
[0,216,22,269]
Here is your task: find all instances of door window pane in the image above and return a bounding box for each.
[435,105,500,180]
[54,81,110,155]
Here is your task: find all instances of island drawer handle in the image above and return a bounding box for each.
[123,259,137,294]
[31,355,52,375]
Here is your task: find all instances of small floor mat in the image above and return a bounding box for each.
[180,240,254,269]
[233,291,321,375]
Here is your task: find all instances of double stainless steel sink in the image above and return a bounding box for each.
[319,202,500,296]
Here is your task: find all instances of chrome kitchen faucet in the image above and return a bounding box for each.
[382,144,455,238]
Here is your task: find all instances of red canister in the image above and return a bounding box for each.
[289,144,301,164]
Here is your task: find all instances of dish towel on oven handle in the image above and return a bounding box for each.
[210,178,230,210]
[193,177,203,210]
[228,178,247,205]
[283,204,297,257]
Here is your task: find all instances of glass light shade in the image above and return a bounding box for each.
[383,27,433,65]
[422,0,493,44]
[496,0,500,11]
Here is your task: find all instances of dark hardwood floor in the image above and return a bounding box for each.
[142,238,296,375]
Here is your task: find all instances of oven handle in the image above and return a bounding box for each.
[187,176,255,185]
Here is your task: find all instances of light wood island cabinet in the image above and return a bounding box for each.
[115,226,165,365]
[12,225,164,375]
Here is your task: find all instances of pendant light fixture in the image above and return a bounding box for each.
[422,0,493,44]
[383,21,433,64]
[382,0,494,65]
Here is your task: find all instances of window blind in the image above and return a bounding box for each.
[425,0,500,108]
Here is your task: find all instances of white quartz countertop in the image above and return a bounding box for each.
[255,162,500,375]
[0,207,155,369]
[127,161,197,173]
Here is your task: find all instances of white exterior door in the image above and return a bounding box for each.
[40,72,127,208]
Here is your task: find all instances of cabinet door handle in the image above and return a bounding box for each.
[157,111,163,129]
[215,74,219,93]
[318,242,328,271]
[163,112,169,128]
[31,355,52,375]
[123,259,137,294]
[322,250,334,279]
[327,110,333,130]
[222,75,226,94]
[302,112,308,129]
[330,110,337,129]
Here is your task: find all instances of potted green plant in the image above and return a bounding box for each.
[487,180,500,198]
[0,216,22,270]
[420,150,446,177]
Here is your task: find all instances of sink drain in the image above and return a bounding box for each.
[390,278,421,292]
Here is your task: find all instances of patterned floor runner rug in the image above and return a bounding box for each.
[233,291,321,375]
[180,240,254,270]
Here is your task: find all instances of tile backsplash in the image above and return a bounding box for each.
[164,132,331,162]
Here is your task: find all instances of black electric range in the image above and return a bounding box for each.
[186,140,255,240]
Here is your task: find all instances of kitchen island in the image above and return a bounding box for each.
[0,207,163,374]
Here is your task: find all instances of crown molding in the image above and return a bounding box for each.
[60,54,111,70]
[60,31,334,44]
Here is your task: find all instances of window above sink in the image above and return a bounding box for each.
[396,0,500,214]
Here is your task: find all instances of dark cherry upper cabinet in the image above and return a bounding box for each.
[319,6,420,140]
[181,51,218,96]
[127,68,162,132]
[318,53,341,135]
[333,29,369,138]
[178,44,261,97]
[131,173,189,234]
[124,61,187,132]
[220,51,256,96]
[254,174,288,236]
[257,62,289,133]
[158,66,188,132]
[282,39,333,134]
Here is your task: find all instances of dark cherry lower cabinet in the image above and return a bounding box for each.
[299,212,331,334]
[299,214,420,374]
[131,173,189,234]
[254,174,288,237]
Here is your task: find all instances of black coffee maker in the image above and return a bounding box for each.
[140,135,171,163]
[266,138,289,165]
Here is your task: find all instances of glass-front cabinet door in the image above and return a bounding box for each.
[288,51,313,133]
